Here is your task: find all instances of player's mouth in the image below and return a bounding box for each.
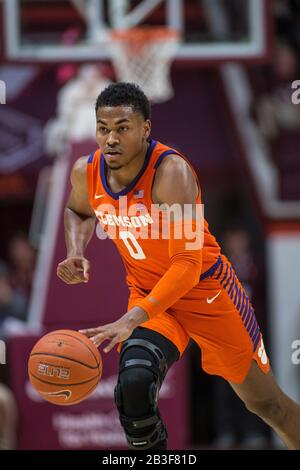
[105,150,122,158]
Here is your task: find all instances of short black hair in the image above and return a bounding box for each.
[95,82,151,120]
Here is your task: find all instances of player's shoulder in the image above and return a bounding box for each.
[153,153,198,204]
[70,155,89,189]
[73,155,89,172]
[155,152,193,181]
[72,155,90,177]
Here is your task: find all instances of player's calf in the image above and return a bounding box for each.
[244,394,287,428]
[230,361,300,449]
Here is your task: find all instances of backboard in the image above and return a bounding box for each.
[2,0,271,63]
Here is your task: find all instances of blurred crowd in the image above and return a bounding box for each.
[0,233,36,341]
[255,0,300,134]
[0,233,36,449]
[250,0,300,200]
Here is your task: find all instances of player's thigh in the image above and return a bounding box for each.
[174,257,270,383]
[123,326,181,368]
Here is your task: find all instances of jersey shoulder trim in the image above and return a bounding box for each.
[87,152,94,164]
[154,149,182,169]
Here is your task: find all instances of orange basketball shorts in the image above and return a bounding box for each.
[128,255,270,384]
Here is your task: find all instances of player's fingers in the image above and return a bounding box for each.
[59,265,84,283]
[74,267,87,281]
[82,259,91,282]
[58,271,80,284]
[73,258,90,282]
[57,268,78,284]
[57,263,73,279]
[63,265,83,282]
[103,337,119,353]
[90,332,110,347]
[90,335,104,347]
[58,259,84,280]
[79,327,103,337]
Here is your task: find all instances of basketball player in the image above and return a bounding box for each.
[57,83,300,450]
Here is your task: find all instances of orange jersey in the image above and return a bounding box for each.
[86,140,270,383]
[86,139,221,291]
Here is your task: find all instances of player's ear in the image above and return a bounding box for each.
[143,119,151,140]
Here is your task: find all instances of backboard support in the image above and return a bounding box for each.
[3,0,271,63]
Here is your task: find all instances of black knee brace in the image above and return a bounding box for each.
[114,338,169,450]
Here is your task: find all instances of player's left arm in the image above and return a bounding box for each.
[134,154,203,316]
[80,155,203,352]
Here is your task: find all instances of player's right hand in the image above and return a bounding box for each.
[57,257,90,284]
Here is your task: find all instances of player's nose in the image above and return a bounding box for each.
[106,130,119,145]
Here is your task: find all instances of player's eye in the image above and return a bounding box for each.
[118,126,128,132]
[98,127,109,134]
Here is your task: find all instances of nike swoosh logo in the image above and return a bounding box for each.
[95,194,104,199]
[207,290,222,304]
[40,389,72,400]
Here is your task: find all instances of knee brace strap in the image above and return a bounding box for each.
[120,413,167,450]
[120,338,168,380]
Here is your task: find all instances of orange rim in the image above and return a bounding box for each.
[110,27,179,44]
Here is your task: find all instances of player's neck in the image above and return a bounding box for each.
[106,141,149,191]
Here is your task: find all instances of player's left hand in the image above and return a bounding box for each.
[79,319,134,353]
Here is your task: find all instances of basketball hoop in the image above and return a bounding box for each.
[109,27,180,103]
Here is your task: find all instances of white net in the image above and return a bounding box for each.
[109,27,180,103]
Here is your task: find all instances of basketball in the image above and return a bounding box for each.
[28,329,102,406]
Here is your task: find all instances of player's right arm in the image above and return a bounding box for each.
[57,156,96,285]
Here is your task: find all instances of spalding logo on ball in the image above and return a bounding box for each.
[28,330,102,405]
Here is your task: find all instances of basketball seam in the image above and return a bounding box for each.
[42,332,100,367]
[66,380,99,405]
[29,371,100,387]
[30,352,100,370]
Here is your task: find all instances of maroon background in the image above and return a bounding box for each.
[8,334,189,450]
